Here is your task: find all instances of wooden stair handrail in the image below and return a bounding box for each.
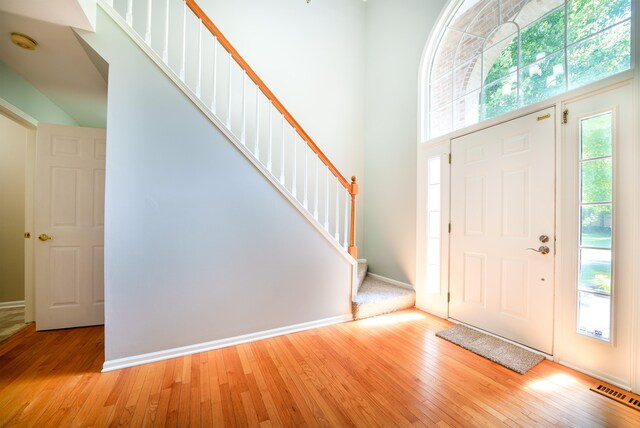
[185,0,358,259]
[186,0,350,190]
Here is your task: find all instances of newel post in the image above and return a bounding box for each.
[348,176,359,259]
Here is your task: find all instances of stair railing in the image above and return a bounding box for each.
[102,0,358,258]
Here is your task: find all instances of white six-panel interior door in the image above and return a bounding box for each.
[449,107,556,354]
[35,124,106,330]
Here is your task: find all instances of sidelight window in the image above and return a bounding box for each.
[577,112,613,341]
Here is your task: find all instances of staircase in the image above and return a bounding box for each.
[100,0,413,319]
[100,0,359,261]
[352,262,416,320]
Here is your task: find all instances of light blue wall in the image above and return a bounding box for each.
[78,8,353,363]
[0,61,78,126]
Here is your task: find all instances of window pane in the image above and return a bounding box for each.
[427,238,440,265]
[568,0,631,44]
[426,265,440,294]
[481,72,517,120]
[520,51,566,106]
[579,249,612,293]
[432,29,464,82]
[431,74,453,111]
[581,159,612,203]
[581,205,612,248]
[428,157,441,185]
[428,185,441,211]
[454,90,480,130]
[515,0,565,29]
[466,1,500,38]
[430,104,452,138]
[428,212,441,238]
[456,34,485,67]
[483,35,518,85]
[568,21,631,90]
[581,113,612,159]
[578,292,611,341]
[521,7,565,66]
[454,57,482,99]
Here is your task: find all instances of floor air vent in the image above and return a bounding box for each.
[590,383,640,411]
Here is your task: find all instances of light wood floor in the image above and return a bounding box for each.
[0,307,28,343]
[1,309,639,427]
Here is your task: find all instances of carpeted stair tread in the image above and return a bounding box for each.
[352,275,415,320]
[357,261,368,290]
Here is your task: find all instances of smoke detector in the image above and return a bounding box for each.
[10,33,38,50]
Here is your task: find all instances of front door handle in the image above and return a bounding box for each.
[527,246,549,255]
[38,233,53,241]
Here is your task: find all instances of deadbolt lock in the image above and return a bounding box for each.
[539,235,550,243]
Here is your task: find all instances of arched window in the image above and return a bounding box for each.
[427,0,632,139]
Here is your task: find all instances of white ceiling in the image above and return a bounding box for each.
[0,8,107,128]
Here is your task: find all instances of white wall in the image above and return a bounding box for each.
[195,0,367,250]
[363,0,446,283]
[0,113,26,303]
[79,9,353,362]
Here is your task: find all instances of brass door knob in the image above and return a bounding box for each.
[38,233,53,241]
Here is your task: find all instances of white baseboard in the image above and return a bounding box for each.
[0,300,25,309]
[415,304,447,320]
[366,273,414,290]
[102,313,353,372]
[557,360,631,391]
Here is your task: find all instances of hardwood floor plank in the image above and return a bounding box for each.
[1,310,639,427]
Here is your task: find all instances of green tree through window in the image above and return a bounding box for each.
[428,0,632,138]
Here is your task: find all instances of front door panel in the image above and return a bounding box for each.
[450,107,555,354]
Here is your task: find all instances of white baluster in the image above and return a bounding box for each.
[196,20,203,98]
[226,52,232,128]
[254,88,260,157]
[162,0,170,63]
[334,178,340,241]
[211,38,217,114]
[303,147,309,209]
[267,105,273,172]
[343,190,349,249]
[292,132,297,199]
[324,169,329,231]
[313,156,319,220]
[126,0,133,25]
[241,72,246,145]
[280,116,285,185]
[179,0,186,81]
[145,0,153,44]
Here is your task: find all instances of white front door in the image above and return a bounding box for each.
[35,124,106,330]
[449,107,555,354]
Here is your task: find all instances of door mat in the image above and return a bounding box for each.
[436,324,544,374]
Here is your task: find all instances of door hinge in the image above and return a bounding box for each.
[447,292,451,303]
[448,153,451,164]
[448,223,451,233]
[562,108,569,124]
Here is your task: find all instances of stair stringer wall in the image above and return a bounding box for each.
[78,8,354,366]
